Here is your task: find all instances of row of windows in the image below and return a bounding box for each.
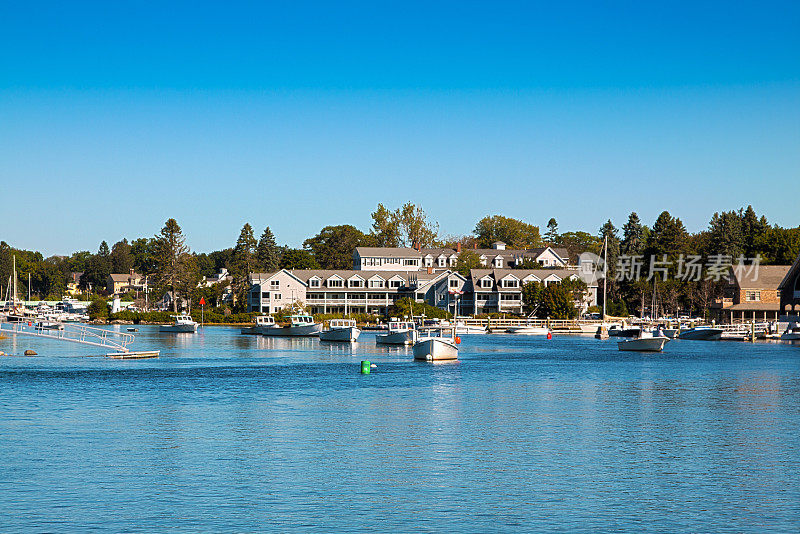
[308,278,404,288]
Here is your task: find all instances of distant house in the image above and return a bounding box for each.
[778,253,800,320]
[200,268,231,287]
[107,269,146,296]
[66,272,83,295]
[713,264,790,322]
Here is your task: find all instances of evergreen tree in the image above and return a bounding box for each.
[110,239,134,273]
[545,218,559,244]
[645,211,689,259]
[155,218,190,313]
[621,212,646,256]
[707,210,744,257]
[231,223,258,308]
[256,226,280,272]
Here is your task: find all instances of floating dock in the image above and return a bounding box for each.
[106,350,160,359]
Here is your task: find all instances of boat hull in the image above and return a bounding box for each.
[678,328,723,341]
[260,323,322,337]
[780,333,800,341]
[454,325,487,335]
[159,324,198,333]
[376,330,417,345]
[507,326,550,335]
[618,337,669,352]
[413,338,459,361]
[319,326,361,342]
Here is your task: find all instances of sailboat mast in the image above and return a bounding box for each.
[13,255,17,308]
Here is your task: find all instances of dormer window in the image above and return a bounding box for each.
[502,278,518,288]
[369,278,385,288]
[424,257,433,267]
[328,277,344,288]
[438,257,446,267]
[449,279,459,288]
[494,258,503,268]
[389,279,403,289]
[309,278,321,288]
[480,277,493,289]
[348,278,364,288]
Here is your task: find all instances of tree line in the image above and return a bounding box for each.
[1,203,798,317]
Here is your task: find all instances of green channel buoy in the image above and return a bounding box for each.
[360,360,371,374]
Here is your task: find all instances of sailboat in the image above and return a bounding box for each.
[3,256,29,322]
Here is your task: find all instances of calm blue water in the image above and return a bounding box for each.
[1,326,799,533]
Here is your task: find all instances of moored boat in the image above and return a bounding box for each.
[260,314,322,337]
[618,330,670,352]
[159,314,198,333]
[413,327,460,361]
[241,315,280,335]
[506,321,550,335]
[780,322,800,341]
[376,321,417,345]
[678,326,723,341]
[319,319,361,342]
[454,320,486,335]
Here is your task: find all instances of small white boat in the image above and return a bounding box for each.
[618,330,669,352]
[241,315,280,335]
[454,320,486,335]
[260,314,322,337]
[159,314,198,333]
[413,327,459,361]
[319,319,361,342]
[376,321,417,345]
[781,322,800,341]
[678,326,723,341]
[506,321,550,335]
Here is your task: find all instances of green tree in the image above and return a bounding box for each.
[110,239,134,273]
[521,281,543,315]
[87,297,109,319]
[474,215,542,249]
[256,226,281,272]
[707,210,744,258]
[538,283,578,319]
[130,238,159,275]
[645,211,689,259]
[545,218,559,244]
[230,223,258,308]
[621,212,647,256]
[280,249,320,270]
[455,250,483,277]
[557,231,599,262]
[154,218,191,313]
[370,203,402,247]
[303,224,374,269]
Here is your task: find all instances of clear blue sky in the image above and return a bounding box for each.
[1,1,798,256]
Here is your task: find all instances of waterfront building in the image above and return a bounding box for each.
[468,269,595,315]
[353,242,571,272]
[66,272,83,295]
[107,269,146,296]
[778,253,800,320]
[713,265,790,322]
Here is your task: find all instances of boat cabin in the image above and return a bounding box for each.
[328,319,356,329]
[388,321,415,332]
[255,315,276,326]
[289,314,316,326]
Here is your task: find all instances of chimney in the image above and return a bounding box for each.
[130,268,134,276]
[417,243,421,252]
[474,243,477,249]
[427,266,433,275]
[457,243,461,253]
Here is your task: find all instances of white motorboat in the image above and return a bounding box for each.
[241,315,280,335]
[376,321,417,345]
[413,327,460,361]
[506,321,550,335]
[159,314,199,333]
[678,326,723,341]
[454,320,486,335]
[260,314,322,337]
[319,319,361,342]
[781,322,800,341]
[579,322,620,334]
[618,330,670,352]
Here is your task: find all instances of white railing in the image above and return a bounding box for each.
[0,320,134,352]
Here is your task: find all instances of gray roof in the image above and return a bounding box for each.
[469,268,581,292]
[778,254,800,291]
[732,265,790,290]
[354,247,422,258]
[109,272,142,282]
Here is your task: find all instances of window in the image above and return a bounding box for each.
[403,259,417,266]
[424,258,433,267]
[348,293,366,300]
[270,280,279,290]
[369,293,386,300]
[449,279,459,288]
[328,278,343,288]
[494,258,503,268]
[745,290,761,301]
[349,279,364,288]
[477,294,491,301]
[438,257,446,267]
[416,293,425,300]
[480,278,493,288]
[501,294,519,301]
[272,293,281,300]
[502,279,518,288]
[309,278,320,288]
[389,279,403,288]
[369,279,384,288]
[261,292,269,299]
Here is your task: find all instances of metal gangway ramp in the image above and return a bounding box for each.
[0,320,134,353]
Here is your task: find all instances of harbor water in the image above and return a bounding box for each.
[1,327,799,532]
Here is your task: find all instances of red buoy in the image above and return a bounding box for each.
[455,336,461,344]
[546,331,552,340]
